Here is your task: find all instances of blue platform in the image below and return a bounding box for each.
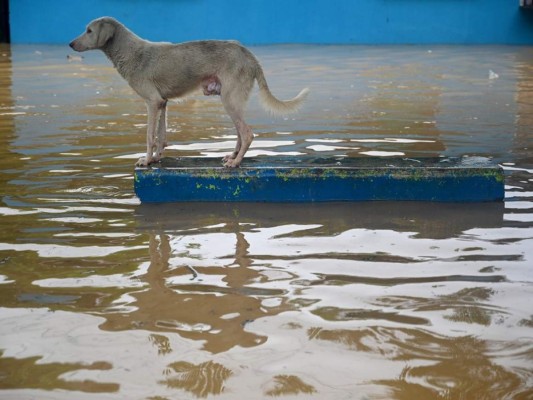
[133,156,504,203]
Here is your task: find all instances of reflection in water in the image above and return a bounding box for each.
[379,335,532,399]
[160,361,232,398]
[0,44,532,398]
[0,352,118,393]
[372,287,501,326]
[312,327,533,399]
[135,201,505,239]
[99,231,289,353]
[264,375,317,397]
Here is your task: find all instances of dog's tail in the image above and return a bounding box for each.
[255,66,309,115]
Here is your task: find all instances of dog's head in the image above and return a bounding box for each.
[69,17,117,52]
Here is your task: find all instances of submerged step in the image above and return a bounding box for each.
[133,156,504,203]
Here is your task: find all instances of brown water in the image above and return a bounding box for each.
[0,44,532,399]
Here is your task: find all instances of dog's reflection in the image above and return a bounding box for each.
[100,226,289,354]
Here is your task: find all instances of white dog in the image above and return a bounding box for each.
[70,17,309,167]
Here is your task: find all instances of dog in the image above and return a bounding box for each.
[69,17,309,167]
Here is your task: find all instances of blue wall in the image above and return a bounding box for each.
[8,0,533,45]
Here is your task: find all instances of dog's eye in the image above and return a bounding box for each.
[86,28,93,34]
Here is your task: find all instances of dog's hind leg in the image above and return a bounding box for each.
[223,112,252,168]
[222,98,253,168]
[223,134,241,163]
[220,79,254,168]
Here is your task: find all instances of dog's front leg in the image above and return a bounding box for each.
[137,100,164,167]
[154,100,168,162]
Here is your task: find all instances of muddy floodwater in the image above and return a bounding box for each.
[0,44,532,399]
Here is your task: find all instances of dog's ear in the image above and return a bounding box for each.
[96,20,115,48]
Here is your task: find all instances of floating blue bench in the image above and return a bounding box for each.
[133,156,504,203]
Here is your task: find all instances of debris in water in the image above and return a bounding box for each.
[67,54,84,62]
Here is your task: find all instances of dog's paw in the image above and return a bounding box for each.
[223,159,241,168]
[136,157,150,167]
[223,153,237,162]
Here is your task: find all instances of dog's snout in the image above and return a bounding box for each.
[69,41,75,49]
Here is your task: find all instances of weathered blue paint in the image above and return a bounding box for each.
[9,0,533,45]
[133,157,504,203]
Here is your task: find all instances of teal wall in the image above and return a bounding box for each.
[8,0,533,44]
